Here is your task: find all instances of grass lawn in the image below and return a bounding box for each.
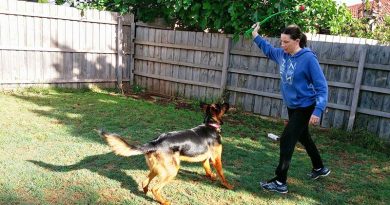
[0,87,389,205]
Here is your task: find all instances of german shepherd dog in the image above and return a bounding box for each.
[98,102,233,205]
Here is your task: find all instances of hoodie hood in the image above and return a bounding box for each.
[290,47,312,57]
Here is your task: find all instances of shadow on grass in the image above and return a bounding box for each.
[11,88,158,144]
[27,153,155,203]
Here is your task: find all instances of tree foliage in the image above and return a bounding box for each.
[372,15,390,45]
[343,15,390,45]
[56,0,388,44]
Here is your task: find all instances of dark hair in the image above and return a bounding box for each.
[282,25,307,48]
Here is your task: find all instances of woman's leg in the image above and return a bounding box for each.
[299,127,324,169]
[275,106,314,183]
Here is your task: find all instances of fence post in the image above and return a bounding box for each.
[116,15,124,91]
[347,45,368,131]
[129,13,136,86]
[220,36,231,98]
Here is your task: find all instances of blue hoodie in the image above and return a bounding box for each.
[253,35,328,117]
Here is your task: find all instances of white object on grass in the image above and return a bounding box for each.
[267,133,280,141]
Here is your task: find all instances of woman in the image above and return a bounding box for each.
[252,23,330,194]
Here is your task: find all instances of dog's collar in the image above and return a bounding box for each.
[207,123,221,132]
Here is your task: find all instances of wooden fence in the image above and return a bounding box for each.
[1,0,389,140]
[0,0,134,89]
[132,26,390,140]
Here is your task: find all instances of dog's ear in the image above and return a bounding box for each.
[200,102,209,112]
[221,103,230,114]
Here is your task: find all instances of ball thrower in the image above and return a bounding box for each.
[244,5,306,38]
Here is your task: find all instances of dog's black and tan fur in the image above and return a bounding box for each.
[98,103,233,205]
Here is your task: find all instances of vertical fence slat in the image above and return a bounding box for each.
[153,29,162,93]
[379,46,390,139]
[228,37,241,105]
[243,37,254,112]
[72,9,80,85]
[220,37,231,98]
[178,31,188,97]
[107,14,114,82]
[269,37,281,117]
[116,16,123,90]
[200,32,210,100]
[209,33,219,98]
[236,36,245,108]
[253,38,267,115]
[129,14,136,86]
[332,36,347,128]
[185,32,196,99]
[347,45,367,131]
[47,3,59,81]
[208,33,218,99]
[369,45,383,133]
[159,29,167,94]
[192,32,203,99]
[165,30,175,96]
[172,30,181,96]
[259,37,275,116]
[148,28,156,92]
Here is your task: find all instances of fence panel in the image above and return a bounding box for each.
[0,0,129,89]
[356,45,390,139]
[133,26,225,100]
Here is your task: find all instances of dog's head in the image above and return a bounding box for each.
[200,102,229,125]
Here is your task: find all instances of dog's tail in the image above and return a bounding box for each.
[96,129,144,157]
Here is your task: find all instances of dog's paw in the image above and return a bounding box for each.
[143,186,148,194]
[223,182,234,190]
[206,173,217,181]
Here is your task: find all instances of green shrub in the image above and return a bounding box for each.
[342,15,390,45]
[372,15,390,45]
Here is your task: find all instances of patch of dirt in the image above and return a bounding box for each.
[366,161,390,182]
[15,187,40,205]
[126,92,156,101]
[72,103,80,109]
[174,101,193,110]
[347,195,367,204]
[249,136,258,141]
[224,117,243,125]
[331,151,358,168]
[98,188,123,203]
[44,188,67,204]
[326,182,348,193]
[50,119,63,124]
[232,159,243,167]
[123,90,196,111]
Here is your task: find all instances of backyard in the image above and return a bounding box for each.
[0,87,389,205]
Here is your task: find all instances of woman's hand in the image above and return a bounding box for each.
[252,23,260,38]
[309,115,320,126]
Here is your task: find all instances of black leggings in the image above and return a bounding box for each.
[275,104,324,184]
